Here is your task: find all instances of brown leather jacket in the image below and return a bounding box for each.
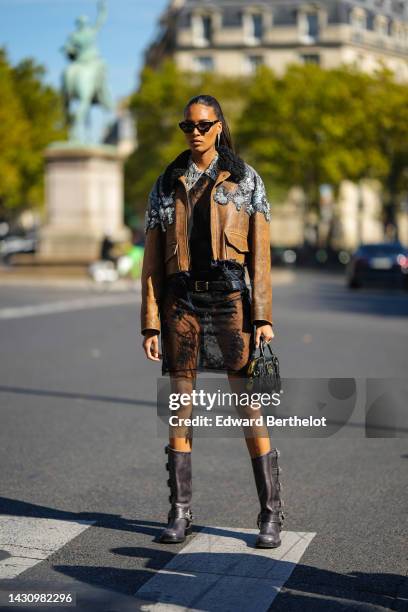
[140,146,272,334]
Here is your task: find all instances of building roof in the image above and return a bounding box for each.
[175,0,408,24]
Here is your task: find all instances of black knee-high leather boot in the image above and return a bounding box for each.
[159,445,193,543]
[251,448,285,548]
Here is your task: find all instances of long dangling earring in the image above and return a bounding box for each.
[216,133,221,148]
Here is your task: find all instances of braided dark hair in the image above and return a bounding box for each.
[183,94,234,152]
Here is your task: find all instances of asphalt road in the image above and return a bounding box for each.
[0,270,407,611]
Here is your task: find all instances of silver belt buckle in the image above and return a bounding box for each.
[194,280,209,292]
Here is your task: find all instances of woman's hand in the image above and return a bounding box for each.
[143,330,162,361]
[254,321,274,348]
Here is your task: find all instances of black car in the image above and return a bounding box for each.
[346,242,408,289]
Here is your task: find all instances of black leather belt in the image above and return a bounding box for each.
[188,279,245,292]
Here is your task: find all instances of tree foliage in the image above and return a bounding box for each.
[0,47,66,219]
[126,60,408,221]
[2,49,407,225]
[365,68,408,213]
[236,63,408,213]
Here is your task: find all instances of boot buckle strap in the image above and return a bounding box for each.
[169,507,193,522]
[257,510,284,528]
[257,515,281,528]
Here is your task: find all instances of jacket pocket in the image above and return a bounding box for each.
[224,228,249,262]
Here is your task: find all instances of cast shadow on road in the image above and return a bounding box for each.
[0,384,156,408]
[311,280,408,318]
[1,497,406,611]
[56,538,408,611]
[53,558,408,611]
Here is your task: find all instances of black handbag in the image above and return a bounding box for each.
[246,338,282,394]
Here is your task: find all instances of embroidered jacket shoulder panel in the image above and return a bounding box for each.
[213,163,270,222]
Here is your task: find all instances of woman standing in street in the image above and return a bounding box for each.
[141,95,284,548]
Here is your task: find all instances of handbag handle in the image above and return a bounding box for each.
[249,336,275,361]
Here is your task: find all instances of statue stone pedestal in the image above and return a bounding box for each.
[38,143,131,262]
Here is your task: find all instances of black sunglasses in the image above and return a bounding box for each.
[179,119,220,134]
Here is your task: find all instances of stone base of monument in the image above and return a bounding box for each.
[37,142,132,262]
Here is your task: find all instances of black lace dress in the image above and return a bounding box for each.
[160,153,254,379]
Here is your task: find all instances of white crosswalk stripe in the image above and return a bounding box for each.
[0,515,94,579]
[0,294,138,320]
[135,527,316,612]
[0,516,315,610]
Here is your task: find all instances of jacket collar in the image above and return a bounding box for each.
[161,145,247,196]
[184,151,219,190]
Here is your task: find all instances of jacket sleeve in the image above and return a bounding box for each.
[247,169,273,326]
[140,176,165,335]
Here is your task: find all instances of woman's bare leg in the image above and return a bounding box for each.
[245,434,271,458]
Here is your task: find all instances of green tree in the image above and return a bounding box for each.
[236,63,390,216]
[0,47,66,220]
[0,49,28,216]
[366,68,408,225]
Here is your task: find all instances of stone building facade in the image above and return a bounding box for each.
[146,0,408,82]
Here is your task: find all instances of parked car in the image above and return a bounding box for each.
[0,229,37,263]
[346,242,408,289]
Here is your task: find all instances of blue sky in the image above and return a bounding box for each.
[0,0,169,138]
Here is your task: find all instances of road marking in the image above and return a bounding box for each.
[135,527,316,611]
[0,294,138,320]
[0,515,94,579]
[0,279,141,290]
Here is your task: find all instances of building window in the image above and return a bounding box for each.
[194,56,214,72]
[375,15,389,37]
[244,11,264,44]
[192,13,213,46]
[252,14,263,40]
[391,21,405,50]
[392,20,404,41]
[306,13,319,39]
[351,8,367,30]
[301,54,320,65]
[245,55,264,74]
[202,15,212,43]
[299,10,320,44]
